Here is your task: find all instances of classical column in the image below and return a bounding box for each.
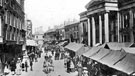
[104,13,109,42]
[117,12,120,42]
[88,18,91,46]
[0,15,2,36]
[92,16,96,46]
[99,15,102,44]
[130,10,134,42]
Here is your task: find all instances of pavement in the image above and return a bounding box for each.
[6,52,78,76]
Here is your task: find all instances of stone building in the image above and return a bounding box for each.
[44,29,56,42]
[34,26,44,48]
[64,22,80,43]
[26,19,33,39]
[0,0,25,74]
[79,11,88,45]
[80,0,135,46]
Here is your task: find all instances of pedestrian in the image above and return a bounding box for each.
[70,60,75,72]
[21,63,25,71]
[66,58,71,73]
[30,60,33,71]
[64,57,67,68]
[16,58,22,76]
[25,61,28,72]
[82,67,88,76]
[77,61,82,76]
[10,60,16,75]
[4,62,10,76]
[35,54,38,62]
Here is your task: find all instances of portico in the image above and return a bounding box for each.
[85,0,119,46]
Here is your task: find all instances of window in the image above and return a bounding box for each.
[121,12,130,42]
[123,13,130,28]
[5,11,8,24]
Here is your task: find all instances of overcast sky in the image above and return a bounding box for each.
[25,0,90,32]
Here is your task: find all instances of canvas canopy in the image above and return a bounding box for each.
[89,48,111,61]
[99,50,127,67]
[113,53,135,75]
[83,47,101,57]
[121,47,135,54]
[26,40,37,46]
[58,41,67,46]
[99,42,132,50]
[64,42,85,55]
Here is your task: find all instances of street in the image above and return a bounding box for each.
[7,52,78,76]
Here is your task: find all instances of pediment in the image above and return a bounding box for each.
[85,0,118,9]
[85,0,103,9]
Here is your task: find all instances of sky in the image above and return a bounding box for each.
[25,0,90,32]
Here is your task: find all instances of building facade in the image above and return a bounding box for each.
[26,19,33,39]
[34,26,44,48]
[44,29,56,42]
[79,11,89,45]
[55,25,65,41]
[64,22,80,43]
[0,0,25,74]
[80,0,135,46]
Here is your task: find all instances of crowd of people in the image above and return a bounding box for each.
[3,49,42,76]
[44,43,88,76]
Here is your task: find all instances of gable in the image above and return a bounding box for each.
[85,0,118,10]
[85,0,103,9]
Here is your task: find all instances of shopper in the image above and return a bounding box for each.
[10,60,16,75]
[30,60,33,71]
[16,58,22,75]
[25,61,28,72]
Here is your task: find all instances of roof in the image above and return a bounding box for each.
[99,49,127,67]
[130,43,135,47]
[85,0,118,9]
[64,42,84,52]
[121,47,135,54]
[85,0,102,9]
[114,53,135,75]
[100,42,133,50]
[58,41,68,46]
[77,46,91,56]
[26,40,37,46]
[90,48,111,61]
[83,47,101,57]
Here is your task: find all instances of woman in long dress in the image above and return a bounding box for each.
[77,61,82,76]
[70,60,75,72]
[4,63,10,76]
[16,59,22,75]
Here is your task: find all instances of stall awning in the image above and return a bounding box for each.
[64,42,85,55]
[58,41,67,46]
[99,42,132,50]
[26,40,37,46]
[129,43,135,47]
[83,47,101,57]
[113,53,135,75]
[89,48,111,61]
[121,47,135,54]
[99,50,127,67]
